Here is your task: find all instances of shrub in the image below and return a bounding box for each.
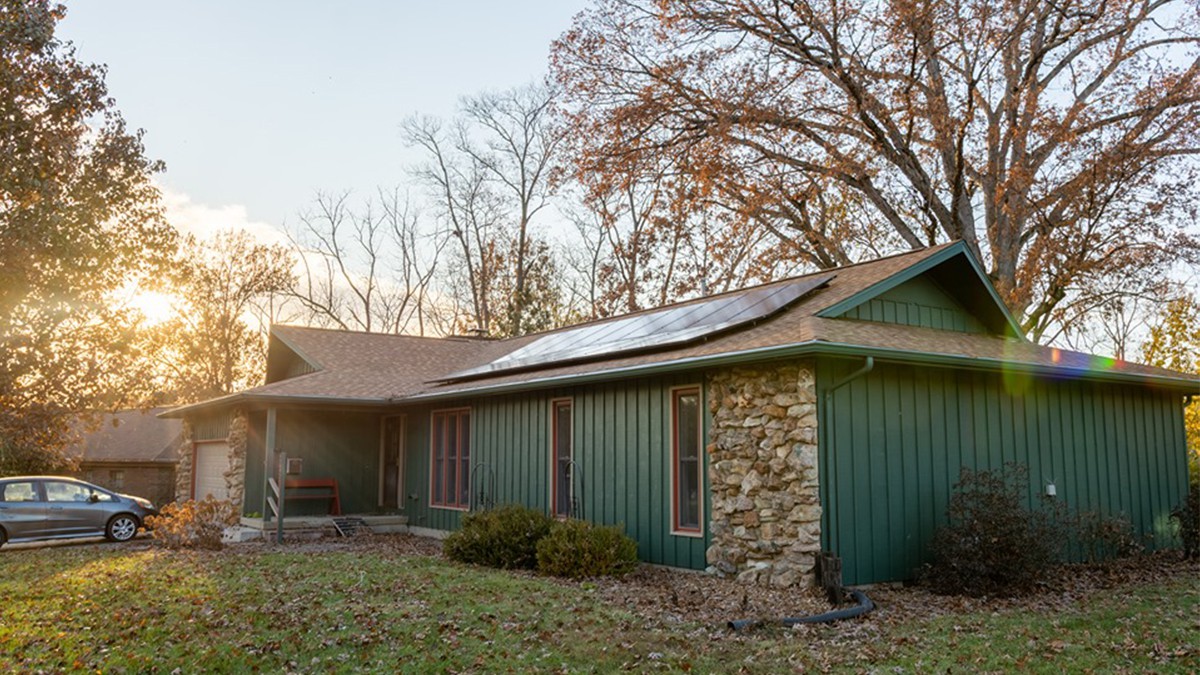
[145,497,240,550]
[923,463,1065,597]
[536,519,638,579]
[1075,510,1142,563]
[443,504,554,569]
[1170,480,1199,560]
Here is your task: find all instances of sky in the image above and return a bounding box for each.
[57,1,589,239]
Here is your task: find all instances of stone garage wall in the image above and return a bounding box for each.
[225,409,248,510]
[706,362,821,587]
[174,418,194,503]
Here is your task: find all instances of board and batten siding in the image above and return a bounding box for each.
[838,275,989,334]
[399,374,711,570]
[189,410,232,442]
[818,358,1189,585]
[242,409,381,516]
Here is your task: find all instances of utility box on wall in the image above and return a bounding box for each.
[286,457,303,475]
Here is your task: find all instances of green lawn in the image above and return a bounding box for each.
[1,539,1196,673]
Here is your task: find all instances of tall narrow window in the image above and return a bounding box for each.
[551,399,573,517]
[672,387,703,534]
[431,408,470,509]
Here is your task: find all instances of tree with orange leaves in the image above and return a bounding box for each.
[552,0,1200,341]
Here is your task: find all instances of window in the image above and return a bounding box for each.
[551,399,573,518]
[671,387,703,535]
[1,482,38,502]
[109,470,125,490]
[45,481,92,503]
[430,408,471,510]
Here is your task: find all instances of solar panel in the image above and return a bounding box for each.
[439,274,834,381]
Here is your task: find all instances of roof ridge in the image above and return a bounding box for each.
[489,243,954,344]
[271,323,480,343]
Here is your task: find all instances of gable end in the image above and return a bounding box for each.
[818,242,1025,340]
[265,333,321,383]
[839,275,989,334]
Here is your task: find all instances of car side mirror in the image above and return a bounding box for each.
[88,493,100,503]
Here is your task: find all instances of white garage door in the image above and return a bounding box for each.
[193,442,231,501]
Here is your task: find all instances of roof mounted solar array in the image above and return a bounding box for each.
[440,274,834,381]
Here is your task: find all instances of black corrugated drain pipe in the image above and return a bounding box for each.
[727,589,875,631]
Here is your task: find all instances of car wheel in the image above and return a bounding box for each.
[0,527,6,548]
[106,514,139,542]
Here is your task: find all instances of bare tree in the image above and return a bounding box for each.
[286,189,441,335]
[403,84,566,337]
[460,84,565,335]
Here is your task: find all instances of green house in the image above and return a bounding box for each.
[163,243,1197,586]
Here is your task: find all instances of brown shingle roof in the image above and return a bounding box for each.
[68,409,182,464]
[161,244,1198,417]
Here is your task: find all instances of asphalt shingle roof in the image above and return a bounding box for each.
[162,244,1198,417]
[68,409,182,464]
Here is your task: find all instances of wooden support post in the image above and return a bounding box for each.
[262,407,276,526]
[817,551,844,605]
[275,452,286,545]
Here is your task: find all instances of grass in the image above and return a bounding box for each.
[1,540,1196,673]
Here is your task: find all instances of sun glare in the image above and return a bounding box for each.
[129,290,178,325]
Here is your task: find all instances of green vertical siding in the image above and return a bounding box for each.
[818,358,1189,585]
[397,374,710,570]
[840,276,988,334]
[242,409,381,517]
[191,411,232,441]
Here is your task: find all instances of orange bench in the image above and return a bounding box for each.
[283,478,341,515]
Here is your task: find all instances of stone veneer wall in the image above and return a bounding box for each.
[225,409,248,510]
[173,418,194,503]
[706,362,821,587]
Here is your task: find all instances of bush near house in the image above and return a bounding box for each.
[443,504,554,569]
[145,497,239,550]
[923,463,1066,597]
[444,505,639,579]
[1074,510,1142,563]
[1170,480,1199,560]
[536,519,638,579]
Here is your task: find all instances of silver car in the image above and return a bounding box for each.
[0,476,159,547]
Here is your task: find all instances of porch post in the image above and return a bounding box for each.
[263,406,277,521]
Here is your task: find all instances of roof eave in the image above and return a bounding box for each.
[159,392,394,418]
[403,341,1198,403]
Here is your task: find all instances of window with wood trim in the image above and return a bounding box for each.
[551,399,573,518]
[430,408,470,509]
[672,387,703,534]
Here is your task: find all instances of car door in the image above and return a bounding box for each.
[42,480,106,536]
[0,480,48,540]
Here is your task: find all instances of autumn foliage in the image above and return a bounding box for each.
[552,0,1200,341]
[146,497,240,550]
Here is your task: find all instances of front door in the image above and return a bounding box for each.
[381,416,404,509]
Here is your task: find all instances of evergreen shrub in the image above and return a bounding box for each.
[443,504,554,569]
[536,519,638,579]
